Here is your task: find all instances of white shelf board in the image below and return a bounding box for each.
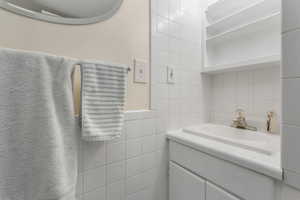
[206,12,280,44]
[206,0,256,23]
[206,0,280,36]
[202,55,280,74]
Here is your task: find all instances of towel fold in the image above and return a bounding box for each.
[80,62,128,141]
[0,48,79,200]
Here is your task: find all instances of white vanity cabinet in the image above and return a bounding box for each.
[169,162,205,200]
[206,182,240,200]
[169,161,240,200]
[169,141,276,200]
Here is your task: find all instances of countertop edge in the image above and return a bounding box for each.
[167,131,283,181]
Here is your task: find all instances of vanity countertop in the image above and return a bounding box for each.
[167,124,283,180]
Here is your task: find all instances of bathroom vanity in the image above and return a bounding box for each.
[164,0,287,198]
[168,124,282,200]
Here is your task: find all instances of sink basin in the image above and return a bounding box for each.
[183,124,280,155]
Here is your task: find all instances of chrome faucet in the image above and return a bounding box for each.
[231,109,257,131]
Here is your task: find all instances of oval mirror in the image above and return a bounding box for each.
[0,0,123,25]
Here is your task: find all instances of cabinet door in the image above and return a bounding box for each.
[169,162,205,200]
[206,182,240,200]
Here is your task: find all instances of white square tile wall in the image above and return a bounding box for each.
[282,30,300,78]
[210,67,281,132]
[282,125,300,173]
[151,0,210,132]
[76,110,168,200]
[282,0,300,189]
[282,79,300,126]
[150,1,212,199]
[282,0,300,33]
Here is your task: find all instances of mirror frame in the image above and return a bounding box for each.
[0,0,123,25]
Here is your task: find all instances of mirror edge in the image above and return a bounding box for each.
[0,0,123,25]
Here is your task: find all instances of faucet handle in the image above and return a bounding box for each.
[267,111,274,118]
[235,108,245,119]
[266,111,275,133]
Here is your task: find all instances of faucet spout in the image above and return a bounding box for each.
[231,109,257,131]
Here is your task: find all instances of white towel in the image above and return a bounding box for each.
[80,62,128,141]
[0,48,79,200]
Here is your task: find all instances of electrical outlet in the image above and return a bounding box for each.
[167,66,175,84]
[134,59,148,83]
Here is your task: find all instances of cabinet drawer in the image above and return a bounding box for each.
[170,141,275,200]
[170,162,205,200]
[207,182,240,200]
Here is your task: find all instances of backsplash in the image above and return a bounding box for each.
[210,67,281,133]
[76,110,168,200]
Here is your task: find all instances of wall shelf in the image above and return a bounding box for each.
[206,0,257,23]
[206,12,280,44]
[206,0,280,36]
[202,55,280,74]
[203,0,281,75]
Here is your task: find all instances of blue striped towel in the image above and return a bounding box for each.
[80,62,128,141]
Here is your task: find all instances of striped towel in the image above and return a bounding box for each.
[80,62,128,141]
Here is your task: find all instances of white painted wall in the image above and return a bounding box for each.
[0,2,168,200]
[0,0,150,110]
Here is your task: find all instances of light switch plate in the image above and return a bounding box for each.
[134,59,148,83]
[167,66,175,84]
